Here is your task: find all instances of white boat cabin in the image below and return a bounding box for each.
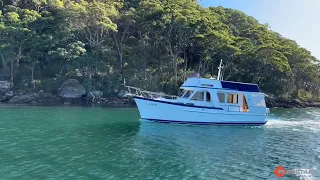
[172,78,267,114]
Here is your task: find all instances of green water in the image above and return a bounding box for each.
[0,106,319,179]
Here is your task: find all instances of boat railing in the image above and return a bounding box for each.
[122,79,178,100]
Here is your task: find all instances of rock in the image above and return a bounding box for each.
[36,93,62,105]
[282,104,295,108]
[39,92,55,98]
[86,90,104,102]
[0,95,6,102]
[31,100,38,105]
[294,99,302,105]
[14,91,25,96]
[90,91,103,98]
[265,94,276,108]
[0,91,14,102]
[64,102,71,105]
[118,90,129,99]
[5,91,13,98]
[8,93,39,104]
[58,79,86,98]
[38,90,44,96]
[0,81,13,94]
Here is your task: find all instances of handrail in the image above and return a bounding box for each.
[122,78,178,100]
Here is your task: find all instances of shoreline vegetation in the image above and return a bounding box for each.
[0,0,319,108]
[1,78,320,109]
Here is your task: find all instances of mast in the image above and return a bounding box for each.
[217,59,223,81]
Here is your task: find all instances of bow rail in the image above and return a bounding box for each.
[123,78,178,100]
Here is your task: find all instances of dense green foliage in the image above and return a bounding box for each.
[0,0,319,100]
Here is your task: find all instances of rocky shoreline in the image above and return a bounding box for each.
[0,79,133,107]
[265,95,320,108]
[1,80,320,108]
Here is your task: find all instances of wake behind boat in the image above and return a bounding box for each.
[124,60,269,125]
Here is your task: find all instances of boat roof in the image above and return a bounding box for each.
[181,78,260,92]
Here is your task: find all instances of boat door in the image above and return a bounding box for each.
[203,91,213,107]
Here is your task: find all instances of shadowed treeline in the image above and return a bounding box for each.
[0,0,319,101]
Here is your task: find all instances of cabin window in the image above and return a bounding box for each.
[206,92,211,102]
[182,90,194,99]
[190,91,204,101]
[217,92,225,103]
[242,95,249,112]
[251,94,266,107]
[227,94,238,104]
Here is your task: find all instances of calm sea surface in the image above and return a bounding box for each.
[0,106,319,180]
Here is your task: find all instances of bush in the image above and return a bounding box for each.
[297,90,313,102]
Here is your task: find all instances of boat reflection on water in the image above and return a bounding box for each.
[137,119,266,149]
[131,120,271,179]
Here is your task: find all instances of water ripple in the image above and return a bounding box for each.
[0,107,319,179]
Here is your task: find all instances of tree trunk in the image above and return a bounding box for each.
[31,64,35,89]
[144,63,147,80]
[17,45,22,67]
[174,58,177,85]
[101,74,104,87]
[113,33,124,74]
[198,60,202,75]
[295,78,299,98]
[161,80,165,91]
[119,52,123,74]
[0,54,7,72]
[10,59,14,82]
[184,51,187,81]
[88,67,92,91]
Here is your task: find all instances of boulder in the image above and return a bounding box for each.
[118,90,129,99]
[64,102,71,105]
[5,91,13,98]
[58,79,86,98]
[0,81,13,94]
[265,94,276,108]
[90,91,103,98]
[8,93,39,104]
[0,95,6,102]
[293,99,303,105]
[31,100,38,105]
[14,90,25,96]
[86,91,103,102]
[0,91,14,102]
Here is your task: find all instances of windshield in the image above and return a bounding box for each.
[178,89,187,97]
[182,90,194,99]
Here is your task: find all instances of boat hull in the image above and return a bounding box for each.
[134,97,267,126]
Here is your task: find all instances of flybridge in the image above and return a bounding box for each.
[181,59,260,93]
[181,78,260,93]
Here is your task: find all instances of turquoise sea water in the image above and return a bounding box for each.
[0,106,319,179]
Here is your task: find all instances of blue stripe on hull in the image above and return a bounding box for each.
[142,118,267,126]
